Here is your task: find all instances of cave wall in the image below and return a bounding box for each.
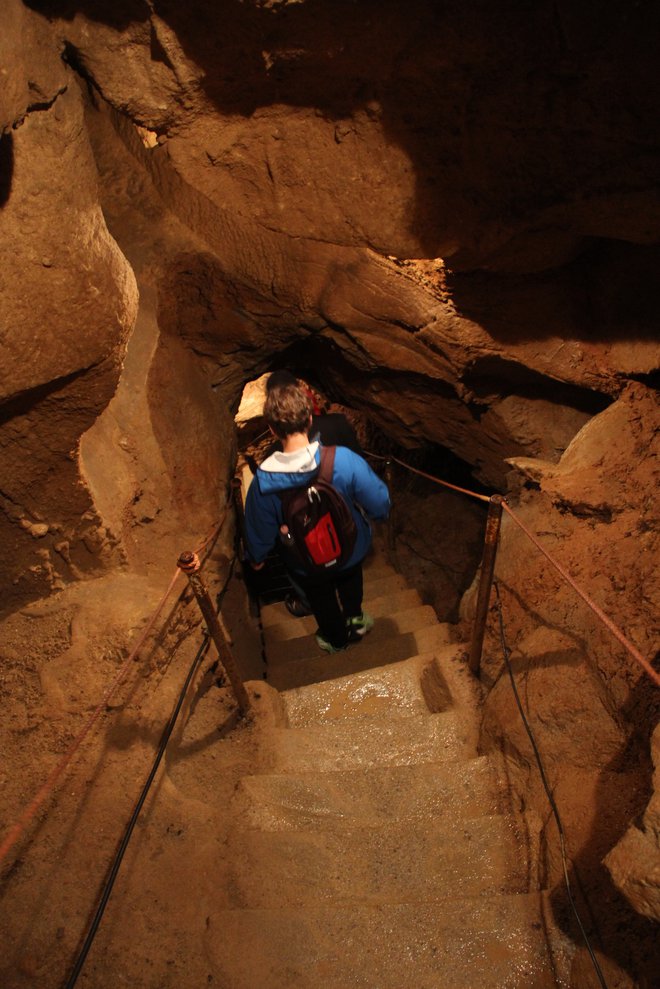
[0,0,138,615]
[3,2,659,597]
[1,1,659,981]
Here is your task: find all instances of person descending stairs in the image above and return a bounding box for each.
[210,539,570,987]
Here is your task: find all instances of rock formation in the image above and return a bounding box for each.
[1,1,659,985]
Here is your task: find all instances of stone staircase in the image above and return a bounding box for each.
[213,547,567,987]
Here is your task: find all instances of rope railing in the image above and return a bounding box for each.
[366,449,491,503]
[376,453,659,689]
[493,584,609,989]
[0,509,229,872]
[375,451,655,989]
[501,502,659,687]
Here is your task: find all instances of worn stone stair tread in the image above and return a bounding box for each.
[235,756,508,831]
[208,894,560,989]
[225,813,535,908]
[263,587,424,642]
[280,648,479,727]
[270,710,475,772]
[266,609,447,668]
[267,626,455,692]
[260,572,409,629]
[281,655,434,726]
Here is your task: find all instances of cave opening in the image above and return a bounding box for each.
[232,363,490,628]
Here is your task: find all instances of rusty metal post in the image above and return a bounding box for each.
[384,459,395,558]
[177,551,250,715]
[468,494,505,678]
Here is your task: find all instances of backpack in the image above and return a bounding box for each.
[279,446,357,574]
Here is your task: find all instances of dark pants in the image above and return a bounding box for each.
[295,563,364,649]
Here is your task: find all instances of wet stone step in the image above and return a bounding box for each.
[224,814,536,909]
[269,711,475,773]
[280,656,433,726]
[262,587,424,642]
[234,756,508,832]
[207,894,561,989]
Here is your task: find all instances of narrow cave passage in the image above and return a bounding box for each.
[232,367,489,632]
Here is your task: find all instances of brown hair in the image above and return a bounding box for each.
[264,383,312,438]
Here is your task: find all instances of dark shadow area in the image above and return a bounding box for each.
[390,439,492,497]
[448,238,660,346]
[0,131,13,208]
[628,369,660,391]
[487,585,660,985]
[25,0,150,29]
[0,365,89,425]
[463,355,614,414]
[274,334,466,432]
[548,670,660,986]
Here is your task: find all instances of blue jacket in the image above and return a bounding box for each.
[245,442,390,574]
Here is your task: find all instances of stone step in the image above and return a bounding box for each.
[207,894,560,989]
[235,756,508,832]
[267,625,454,691]
[224,814,535,909]
[263,587,424,642]
[281,656,433,727]
[266,605,442,667]
[280,649,478,728]
[269,710,475,773]
[260,572,408,629]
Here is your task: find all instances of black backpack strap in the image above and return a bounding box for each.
[318,445,336,484]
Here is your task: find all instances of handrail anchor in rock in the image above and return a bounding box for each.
[468,494,505,678]
[177,550,251,715]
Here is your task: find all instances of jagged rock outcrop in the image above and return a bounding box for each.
[0,0,138,615]
[3,1,659,599]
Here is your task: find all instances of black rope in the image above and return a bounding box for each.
[493,582,609,989]
[65,559,239,988]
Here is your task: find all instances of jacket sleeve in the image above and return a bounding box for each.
[348,451,391,521]
[244,477,281,563]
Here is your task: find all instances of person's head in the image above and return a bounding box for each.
[264,383,312,439]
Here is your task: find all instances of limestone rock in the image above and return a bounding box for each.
[522,383,659,519]
[481,627,624,773]
[0,0,68,134]
[0,71,137,614]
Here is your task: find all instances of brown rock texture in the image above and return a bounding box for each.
[1,1,659,986]
[0,5,138,615]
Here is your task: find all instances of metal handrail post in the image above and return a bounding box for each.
[177,551,251,715]
[468,494,504,678]
[231,476,247,547]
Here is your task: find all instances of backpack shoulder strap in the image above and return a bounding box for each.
[318,445,336,484]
